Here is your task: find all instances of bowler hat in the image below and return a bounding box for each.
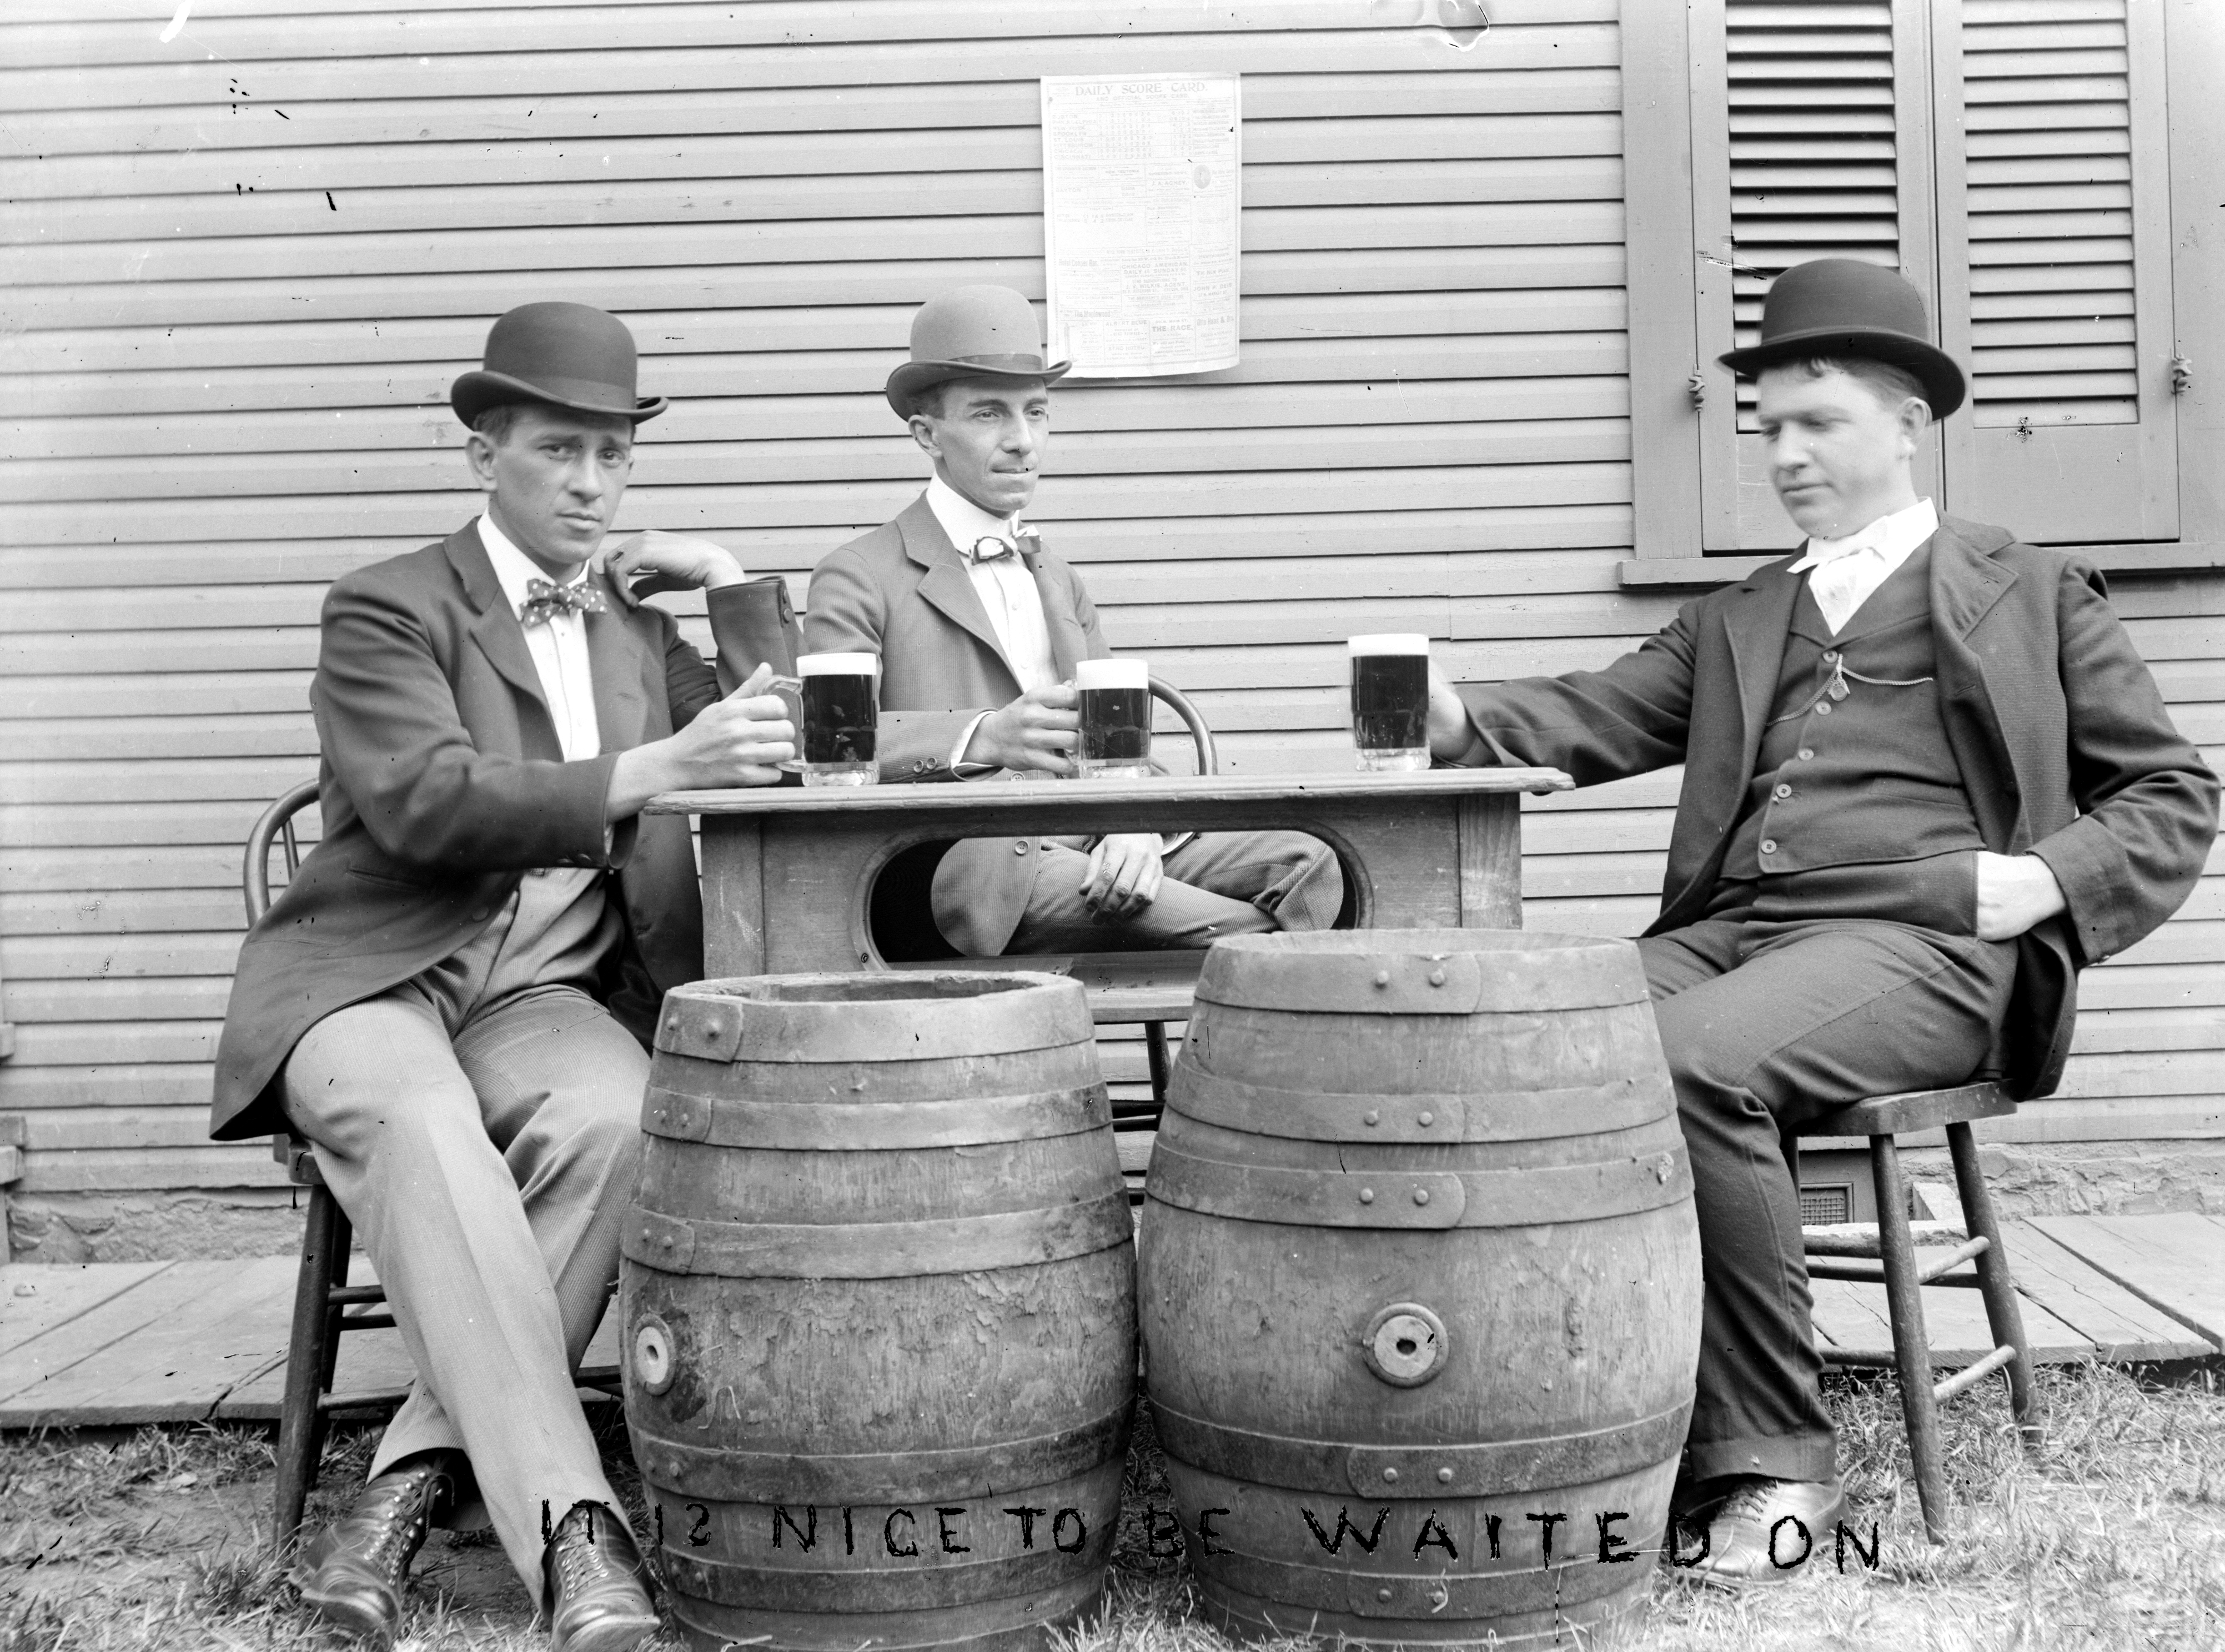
[886,285,1071,420]
[450,302,667,429]
[1717,258,1966,419]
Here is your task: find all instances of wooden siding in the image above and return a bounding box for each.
[0,0,2219,1202]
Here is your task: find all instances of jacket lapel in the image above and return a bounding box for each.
[901,494,1017,671]
[1023,535,1088,679]
[1927,518,2026,848]
[1720,559,1802,793]
[449,521,554,723]
[583,564,652,754]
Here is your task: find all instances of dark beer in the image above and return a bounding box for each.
[1075,659,1152,779]
[1348,634,1431,771]
[797,652,878,786]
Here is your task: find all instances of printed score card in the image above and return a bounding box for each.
[1040,73,1242,378]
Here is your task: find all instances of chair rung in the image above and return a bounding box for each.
[1918,1236,1991,1283]
[336,1310,396,1330]
[1932,1344,2018,1405]
[316,1385,413,1414]
[328,1284,387,1306]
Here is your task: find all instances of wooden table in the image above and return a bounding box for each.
[649,768,1572,978]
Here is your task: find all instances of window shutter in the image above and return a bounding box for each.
[1933,0,2179,541]
[1691,0,1940,552]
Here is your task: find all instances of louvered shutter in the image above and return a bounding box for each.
[1690,0,1941,552]
[1933,0,2179,540]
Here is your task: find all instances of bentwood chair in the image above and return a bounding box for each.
[1789,1081,2041,1542]
[244,782,622,1544]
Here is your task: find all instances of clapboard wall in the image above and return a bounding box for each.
[1,0,2219,1205]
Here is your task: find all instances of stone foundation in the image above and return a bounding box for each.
[1895,1139,2225,1221]
[5,1141,2222,1262]
[5,1187,309,1265]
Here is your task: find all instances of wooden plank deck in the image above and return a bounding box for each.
[0,1213,2216,1429]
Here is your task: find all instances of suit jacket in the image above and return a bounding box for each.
[805,493,1110,953]
[1454,516,2219,1098]
[210,520,757,1141]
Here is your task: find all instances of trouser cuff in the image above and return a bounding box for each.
[1683,1429,1840,1487]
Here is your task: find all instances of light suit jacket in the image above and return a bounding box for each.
[1454,516,2218,1099]
[210,520,756,1140]
[805,493,1111,954]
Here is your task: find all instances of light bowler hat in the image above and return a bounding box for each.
[886,285,1072,420]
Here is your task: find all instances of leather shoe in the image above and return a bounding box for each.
[1669,1474,1848,1588]
[543,1500,659,1652]
[292,1450,461,1647]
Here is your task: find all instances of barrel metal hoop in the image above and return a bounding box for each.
[1194,1539,1654,1619]
[1150,1397,1694,1498]
[1196,943,1647,1016]
[1144,1144,1691,1229]
[665,1570,1106,1651]
[642,1083,1111,1150]
[659,1530,1109,1613]
[656,974,1093,1063]
[624,1189,1132,1279]
[1166,1067,1670,1144]
[638,1404,1134,1504]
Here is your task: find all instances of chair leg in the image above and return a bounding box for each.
[275,1185,343,1546]
[1870,1133,1950,1544]
[1947,1119,2041,1449]
[1144,1022,1172,1112]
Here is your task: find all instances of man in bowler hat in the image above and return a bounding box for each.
[1425,260,2216,1580]
[806,284,1341,957]
[210,303,795,1649]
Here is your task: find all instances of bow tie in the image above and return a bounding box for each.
[519,577,606,627]
[965,536,1019,565]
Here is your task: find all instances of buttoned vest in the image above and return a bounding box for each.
[1721,542,1985,883]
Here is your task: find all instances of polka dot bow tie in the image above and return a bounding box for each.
[519,577,607,626]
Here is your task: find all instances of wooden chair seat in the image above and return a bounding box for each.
[1789,1079,2038,1543]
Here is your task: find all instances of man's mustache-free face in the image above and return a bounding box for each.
[909,379,1051,519]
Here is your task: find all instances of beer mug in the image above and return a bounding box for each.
[796,652,879,786]
[1075,659,1153,780]
[1348,634,1432,772]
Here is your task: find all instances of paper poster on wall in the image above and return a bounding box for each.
[1040,73,1241,379]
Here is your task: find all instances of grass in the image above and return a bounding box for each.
[1,1363,2218,1652]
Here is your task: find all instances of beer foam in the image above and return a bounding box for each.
[797,652,879,676]
[1347,634,1430,656]
[1076,659,1148,690]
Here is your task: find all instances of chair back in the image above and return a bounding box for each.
[1147,677,1218,776]
[243,779,323,927]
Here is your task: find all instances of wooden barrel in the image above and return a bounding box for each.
[1139,931,1702,1649]
[622,972,1137,1652]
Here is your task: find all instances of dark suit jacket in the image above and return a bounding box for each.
[209,520,755,1141]
[805,493,1110,953]
[1454,516,2218,1098]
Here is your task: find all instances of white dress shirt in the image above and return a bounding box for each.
[926,475,1059,692]
[479,510,602,762]
[927,475,1061,774]
[1785,497,1940,636]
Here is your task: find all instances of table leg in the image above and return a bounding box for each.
[1456,791,1522,929]
[699,816,766,978]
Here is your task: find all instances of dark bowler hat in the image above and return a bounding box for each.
[886,285,1071,420]
[450,302,667,428]
[1717,258,1966,419]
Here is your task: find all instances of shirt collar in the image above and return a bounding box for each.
[926,474,1027,563]
[1787,497,1939,572]
[478,510,594,615]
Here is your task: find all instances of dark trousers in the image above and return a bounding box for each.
[1639,890,2018,1484]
